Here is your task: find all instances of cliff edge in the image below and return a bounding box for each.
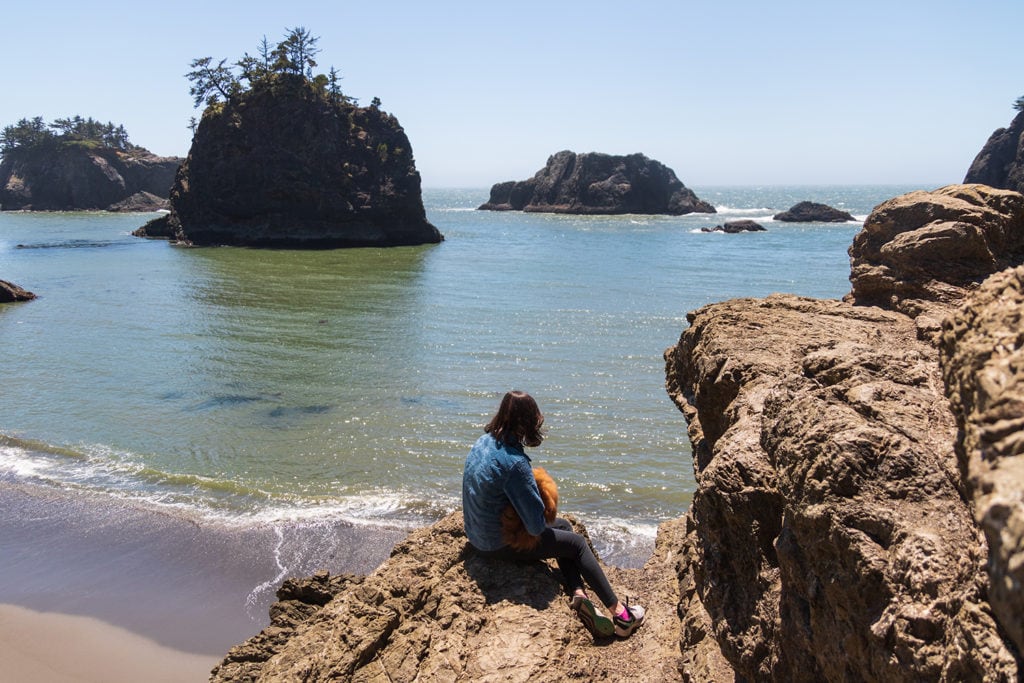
[478,150,715,215]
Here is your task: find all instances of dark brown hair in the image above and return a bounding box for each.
[485,391,545,448]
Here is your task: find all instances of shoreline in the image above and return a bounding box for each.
[0,481,409,676]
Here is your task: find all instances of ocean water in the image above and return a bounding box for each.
[0,185,920,572]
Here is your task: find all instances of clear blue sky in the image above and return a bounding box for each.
[3,0,1021,187]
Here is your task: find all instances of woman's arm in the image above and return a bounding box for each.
[504,459,547,536]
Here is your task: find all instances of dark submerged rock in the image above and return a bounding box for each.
[964,110,1024,194]
[701,219,766,233]
[0,279,35,302]
[773,201,855,222]
[479,150,715,215]
[138,74,442,248]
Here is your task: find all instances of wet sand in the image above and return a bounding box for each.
[0,482,409,680]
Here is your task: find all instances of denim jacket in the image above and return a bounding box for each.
[462,432,546,551]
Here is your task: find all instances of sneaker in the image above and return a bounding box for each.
[571,595,614,638]
[613,601,645,638]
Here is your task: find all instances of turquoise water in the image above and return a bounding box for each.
[0,185,919,565]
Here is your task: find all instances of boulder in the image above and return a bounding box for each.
[0,279,35,302]
[773,201,854,222]
[478,150,715,215]
[847,184,1024,340]
[964,110,1024,194]
[0,146,180,211]
[137,74,442,248]
[701,219,766,233]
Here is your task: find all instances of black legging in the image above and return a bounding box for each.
[477,518,618,608]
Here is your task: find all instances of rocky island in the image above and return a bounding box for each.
[773,200,855,222]
[0,116,180,211]
[136,30,441,248]
[209,184,1024,681]
[478,150,715,215]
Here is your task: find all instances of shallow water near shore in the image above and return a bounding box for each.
[0,185,918,641]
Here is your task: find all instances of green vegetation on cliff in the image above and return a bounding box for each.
[186,27,362,113]
[1,116,135,155]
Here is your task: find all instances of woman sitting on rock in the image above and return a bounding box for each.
[461,390,645,638]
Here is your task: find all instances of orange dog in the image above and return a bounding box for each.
[501,467,558,551]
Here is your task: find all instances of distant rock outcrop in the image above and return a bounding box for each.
[772,201,854,222]
[135,74,442,248]
[964,110,1024,194]
[701,219,765,233]
[0,279,35,302]
[478,150,715,215]
[0,146,180,211]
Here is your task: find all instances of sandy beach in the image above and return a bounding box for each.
[0,604,218,682]
[0,482,408,681]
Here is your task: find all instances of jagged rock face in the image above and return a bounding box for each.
[964,110,1024,194]
[940,266,1024,656]
[772,201,854,223]
[664,294,1019,681]
[847,184,1024,339]
[211,512,688,682]
[0,146,179,211]
[149,75,442,248]
[478,150,716,215]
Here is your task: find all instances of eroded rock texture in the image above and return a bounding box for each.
[664,184,1024,680]
[665,295,1018,681]
[847,184,1024,340]
[940,265,1024,656]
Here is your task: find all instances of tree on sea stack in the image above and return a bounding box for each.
[135,28,442,248]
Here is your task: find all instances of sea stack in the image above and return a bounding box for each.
[136,74,442,248]
[964,109,1024,194]
[479,150,715,215]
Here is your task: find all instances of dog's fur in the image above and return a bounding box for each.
[500,467,558,551]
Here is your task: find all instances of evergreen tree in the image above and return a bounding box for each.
[186,57,240,107]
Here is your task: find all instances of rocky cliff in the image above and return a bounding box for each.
[665,184,1024,680]
[964,110,1024,194]
[213,184,1024,682]
[478,150,715,215]
[135,74,442,248]
[0,145,180,211]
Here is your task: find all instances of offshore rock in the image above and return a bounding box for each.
[964,110,1024,194]
[137,74,442,248]
[772,201,854,222]
[0,279,35,302]
[701,219,766,233]
[664,294,1019,681]
[0,145,180,211]
[940,265,1024,656]
[478,150,715,215]
[211,512,688,682]
[847,184,1024,340]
